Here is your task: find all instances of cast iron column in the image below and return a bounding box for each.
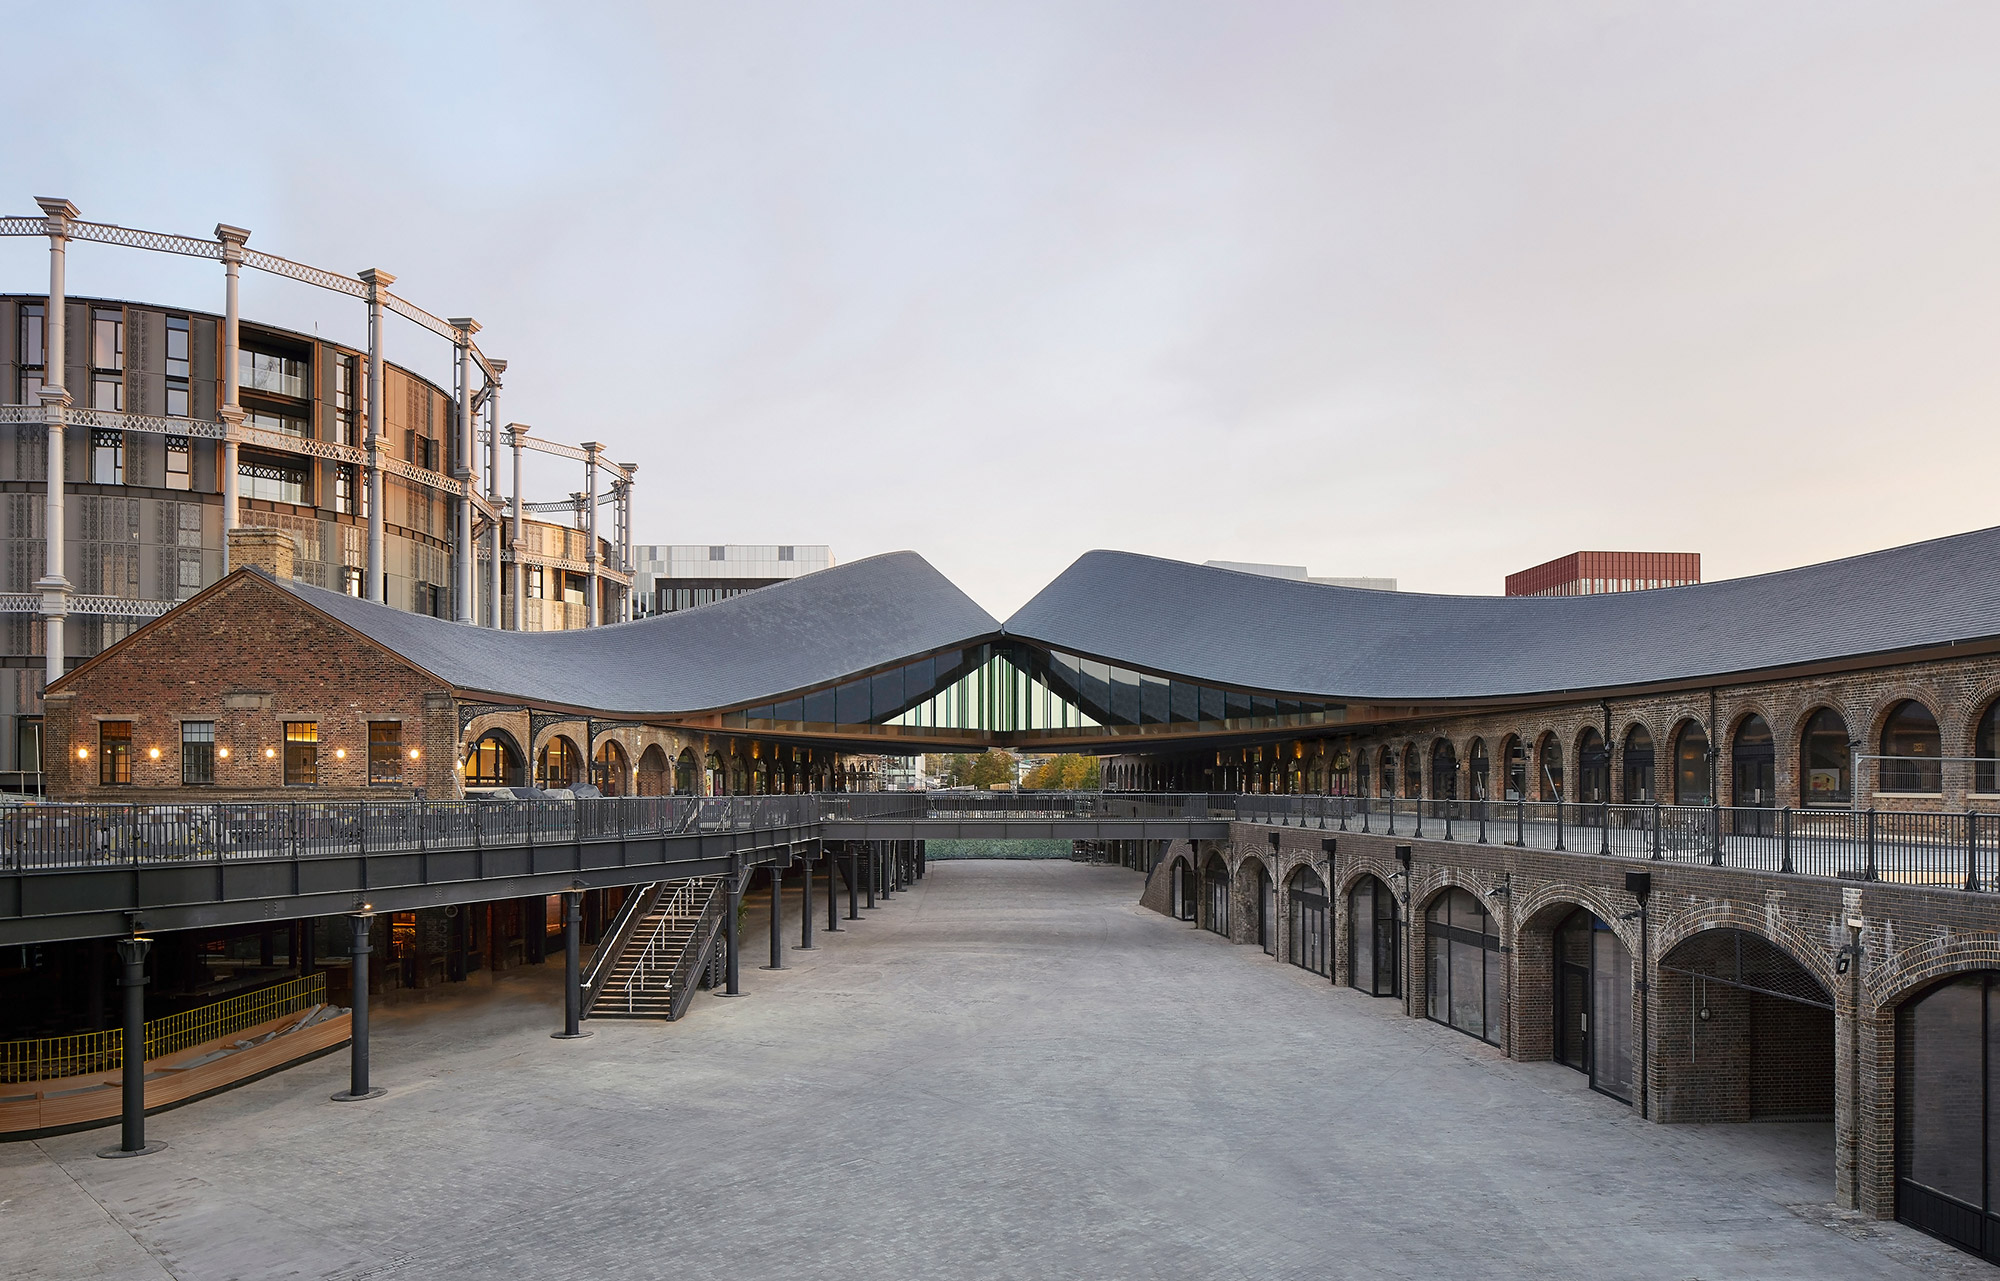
[508,424,528,630]
[96,935,162,1158]
[721,863,743,996]
[332,912,385,1101]
[582,442,601,626]
[826,849,842,932]
[34,197,76,689]
[359,270,393,602]
[799,849,815,949]
[448,318,479,624]
[764,864,785,970]
[847,851,861,919]
[552,890,591,1039]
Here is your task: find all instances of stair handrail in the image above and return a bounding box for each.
[665,879,728,1021]
[581,881,663,1015]
[613,877,714,1015]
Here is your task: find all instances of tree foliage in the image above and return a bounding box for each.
[1021,754,1101,791]
[931,749,1018,788]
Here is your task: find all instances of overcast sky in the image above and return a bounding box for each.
[4,2,1997,616]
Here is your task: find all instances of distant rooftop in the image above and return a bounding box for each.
[1203,561,1397,592]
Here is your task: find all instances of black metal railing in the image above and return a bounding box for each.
[4,790,1997,893]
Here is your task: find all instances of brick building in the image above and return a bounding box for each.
[1506,549,1700,596]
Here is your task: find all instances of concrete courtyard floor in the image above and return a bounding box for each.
[3,860,1990,1280]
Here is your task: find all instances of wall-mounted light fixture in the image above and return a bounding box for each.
[76,747,88,760]
[147,747,160,760]
[335,748,347,759]
[409,748,421,761]
[217,747,230,760]
[265,747,276,758]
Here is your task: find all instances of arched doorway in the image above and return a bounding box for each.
[1623,725,1655,802]
[1538,733,1564,802]
[1348,875,1399,997]
[1430,740,1458,803]
[1897,971,2000,1261]
[1378,746,1397,799]
[1468,738,1490,801]
[1202,853,1230,938]
[1501,734,1526,801]
[674,748,697,795]
[1255,861,1274,953]
[1801,708,1850,805]
[1577,728,1608,804]
[1402,743,1421,800]
[1732,715,1775,835]
[535,735,580,790]
[1881,700,1942,794]
[636,745,668,796]
[464,731,523,788]
[1674,722,1711,805]
[1554,908,1635,1102]
[592,740,630,795]
[1171,857,1198,922]
[1425,888,1502,1045]
[1289,866,1328,977]
[1655,928,1833,1122]
[704,752,724,796]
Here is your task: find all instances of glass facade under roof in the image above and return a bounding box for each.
[720,640,1343,741]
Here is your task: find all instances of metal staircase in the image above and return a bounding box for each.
[583,876,726,1022]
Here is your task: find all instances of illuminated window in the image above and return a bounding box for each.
[99,721,132,786]
[284,721,318,787]
[368,722,403,785]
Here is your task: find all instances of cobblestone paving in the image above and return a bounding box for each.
[3,861,1989,1280]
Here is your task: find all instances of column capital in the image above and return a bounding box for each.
[114,935,153,968]
[619,462,637,480]
[216,404,245,434]
[214,223,251,261]
[35,576,71,616]
[357,267,396,294]
[581,441,602,459]
[36,386,71,417]
[506,422,531,445]
[487,358,507,377]
[34,196,78,234]
[448,317,482,340]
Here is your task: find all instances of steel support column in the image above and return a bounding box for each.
[826,849,841,932]
[582,442,601,627]
[799,848,815,949]
[484,366,504,628]
[720,863,743,996]
[332,912,385,1101]
[763,864,785,970]
[553,890,591,1039]
[96,935,162,1158]
[216,223,249,573]
[449,319,479,624]
[34,197,76,689]
[508,424,527,630]
[847,851,861,919]
[864,845,876,909]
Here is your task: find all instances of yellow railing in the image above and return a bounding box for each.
[0,973,326,1084]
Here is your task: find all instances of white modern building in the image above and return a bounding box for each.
[1203,560,1396,591]
[630,544,833,616]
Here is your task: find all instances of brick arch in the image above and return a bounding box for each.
[1652,904,1839,1000]
[1957,677,2000,758]
[1510,882,1639,956]
[1862,687,1948,750]
[531,725,588,790]
[1723,702,1779,747]
[1413,869,1502,924]
[1783,700,1852,754]
[1866,936,2000,1011]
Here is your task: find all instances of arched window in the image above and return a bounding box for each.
[1623,726,1655,802]
[1555,909,1635,1102]
[1378,746,1397,798]
[1674,722,1711,805]
[1402,743,1421,799]
[1354,748,1370,797]
[464,732,521,788]
[535,736,579,790]
[1348,875,1398,997]
[1288,866,1328,976]
[1256,861,1274,953]
[1577,728,1608,804]
[1896,972,2000,1260]
[1732,715,1774,808]
[1203,855,1230,938]
[704,752,724,795]
[1801,708,1850,805]
[1501,734,1525,801]
[636,745,669,797]
[1978,702,2000,795]
[1426,888,1501,1044]
[674,748,697,795]
[1468,738,1490,801]
[1538,733,1564,802]
[1430,740,1458,801]
[591,740,629,796]
[1881,700,1942,794]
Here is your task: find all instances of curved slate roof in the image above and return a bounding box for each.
[275,551,999,715]
[1000,527,2000,702]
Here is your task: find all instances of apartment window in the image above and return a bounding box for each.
[527,565,544,599]
[333,355,357,446]
[239,452,309,504]
[181,721,215,786]
[165,316,190,417]
[18,303,44,405]
[340,566,362,597]
[709,545,725,561]
[335,463,356,514]
[90,307,124,412]
[91,430,123,485]
[239,349,309,399]
[368,722,403,784]
[165,436,191,491]
[99,721,133,786]
[778,545,794,562]
[283,722,318,787]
